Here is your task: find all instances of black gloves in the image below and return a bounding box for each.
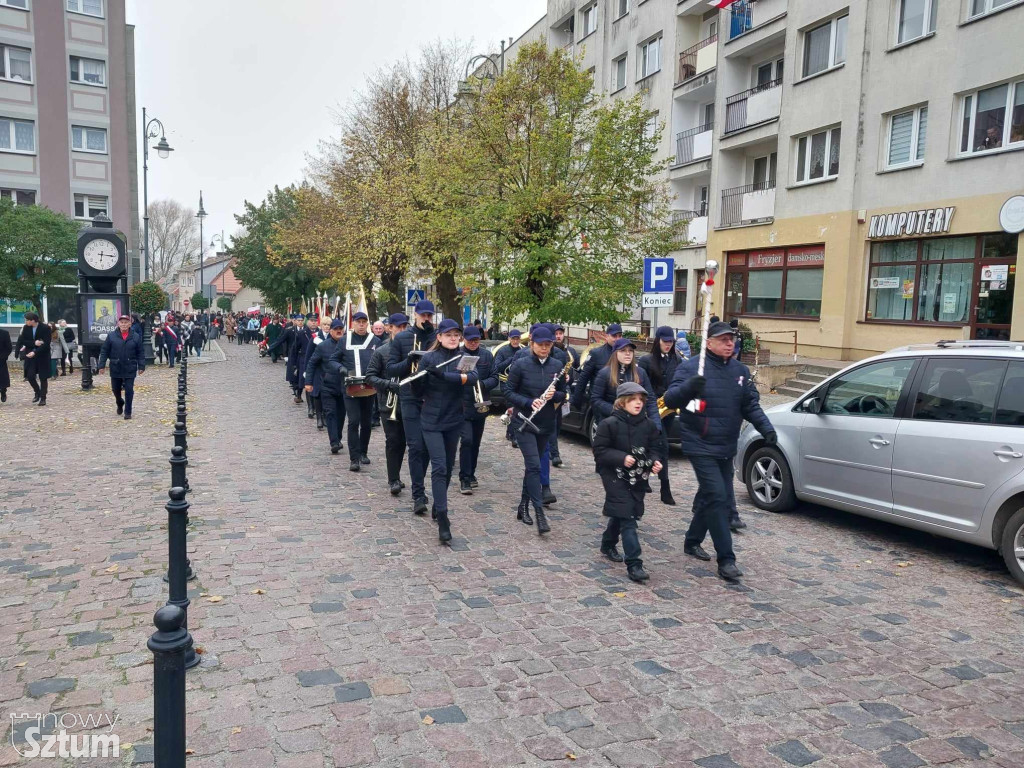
[690,375,706,397]
[764,430,778,446]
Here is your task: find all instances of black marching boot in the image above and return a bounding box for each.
[516,497,533,526]
[534,506,550,534]
[542,485,556,506]
[436,511,452,543]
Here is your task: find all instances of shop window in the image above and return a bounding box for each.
[672,269,688,313]
[726,246,825,318]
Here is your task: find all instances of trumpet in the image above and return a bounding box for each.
[473,379,491,413]
[384,378,400,421]
[657,395,679,419]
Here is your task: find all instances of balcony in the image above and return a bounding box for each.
[727,0,788,40]
[720,181,775,227]
[676,34,718,84]
[724,79,781,134]
[672,209,709,245]
[674,122,714,166]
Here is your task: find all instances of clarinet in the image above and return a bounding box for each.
[502,370,560,434]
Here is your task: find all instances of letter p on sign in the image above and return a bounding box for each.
[643,257,674,294]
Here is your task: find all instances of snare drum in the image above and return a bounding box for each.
[345,376,376,398]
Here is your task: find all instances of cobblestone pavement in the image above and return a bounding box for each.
[2,342,1024,767]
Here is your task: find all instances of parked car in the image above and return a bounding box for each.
[735,340,1024,584]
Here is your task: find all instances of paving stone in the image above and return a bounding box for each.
[131,744,154,764]
[874,613,909,625]
[860,630,888,642]
[947,736,992,759]
[310,602,345,613]
[27,678,76,697]
[633,660,672,677]
[296,669,343,687]
[768,739,821,766]
[943,664,985,681]
[878,745,926,768]
[351,588,378,598]
[68,631,114,647]
[544,709,593,732]
[420,705,467,725]
[860,702,908,719]
[651,617,682,628]
[334,682,372,703]
[579,595,611,607]
[694,755,742,768]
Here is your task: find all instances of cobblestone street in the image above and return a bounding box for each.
[2,341,1024,767]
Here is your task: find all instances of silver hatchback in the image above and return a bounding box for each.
[736,340,1024,585]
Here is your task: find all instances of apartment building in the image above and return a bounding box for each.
[0,0,139,330]
[504,0,1024,359]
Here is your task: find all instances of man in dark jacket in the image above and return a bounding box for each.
[15,312,51,405]
[663,320,776,581]
[366,313,408,495]
[571,322,622,409]
[328,311,381,470]
[638,325,684,505]
[265,317,283,362]
[457,325,498,494]
[286,314,309,403]
[305,318,346,454]
[0,325,11,403]
[493,329,523,446]
[97,314,146,419]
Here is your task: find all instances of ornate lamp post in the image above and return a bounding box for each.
[142,108,173,283]
[196,193,207,311]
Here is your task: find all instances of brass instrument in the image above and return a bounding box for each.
[410,335,422,374]
[384,378,400,421]
[473,380,491,413]
[657,395,679,419]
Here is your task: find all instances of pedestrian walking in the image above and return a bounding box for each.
[225,314,236,343]
[179,315,193,358]
[153,322,165,365]
[48,323,62,376]
[97,314,145,419]
[162,317,181,368]
[329,311,381,470]
[0,325,11,403]
[638,325,683,506]
[457,325,497,495]
[590,337,661,430]
[571,323,622,409]
[494,329,524,448]
[15,312,51,405]
[366,313,408,495]
[190,322,206,358]
[592,381,665,582]
[246,315,259,343]
[57,320,77,376]
[305,317,346,453]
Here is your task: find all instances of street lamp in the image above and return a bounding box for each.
[196,192,207,312]
[142,107,174,282]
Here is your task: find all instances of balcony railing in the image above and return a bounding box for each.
[724,78,781,134]
[671,209,709,244]
[729,1,753,39]
[674,122,714,165]
[720,180,775,227]
[676,33,718,83]
[672,209,700,223]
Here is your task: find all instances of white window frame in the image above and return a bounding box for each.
[644,111,658,141]
[0,116,35,154]
[0,0,29,9]
[615,0,629,21]
[69,55,106,87]
[638,35,661,80]
[73,193,108,220]
[71,124,107,154]
[1,187,35,205]
[581,3,597,37]
[896,0,936,45]
[885,105,927,169]
[0,44,32,84]
[612,54,627,92]
[794,126,842,184]
[66,0,103,17]
[801,14,848,79]
[968,0,1023,20]
[958,79,1024,156]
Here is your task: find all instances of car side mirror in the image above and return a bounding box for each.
[804,397,822,414]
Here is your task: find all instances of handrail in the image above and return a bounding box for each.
[755,330,798,362]
[726,78,782,106]
[674,121,714,165]
[675,121,714,140]
[724,79,781,133]
[676,33,718,83]
[720,181,775,227]
[721,180,775,196]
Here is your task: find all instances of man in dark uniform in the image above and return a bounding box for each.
[15,312,51,406]
[493,328,523,447]
[457,325,498,495]
[300,313,322,420]
[305,317,346,453]
[265,315,283,362]
[571,322,622,409]
[97,314,145,419]
[329,311,381,471]
[550,323,576,468]
[281,314,305,402]
[386,299,437,515]
[0,324,12,403]
[366,313,408,495]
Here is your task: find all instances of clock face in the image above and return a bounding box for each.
[83,238,119,271]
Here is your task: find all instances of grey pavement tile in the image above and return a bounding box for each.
[947,736,992,759]
[334,681,372,703]
[768,739,821,766]
[420,705,468,725]
[878,745,926,768]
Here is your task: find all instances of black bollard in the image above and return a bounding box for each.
[165,487,199,670]
[172,419,188,455]
[168,446,196,582]
[147,604,189,768]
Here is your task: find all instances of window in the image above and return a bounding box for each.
[696,185,708,216]
[0,0,29,8]
[912,358,1007,423]
[795,126,841,183]
[821,359,915,417]
[71,125,107,153]
[644,112,658,141]
[638,36,661,79]
[0,188,35,205]
[69,56,105,86]
[959,80,1024,155]
[995,361,1024,425]
[802,14,848,78]
[673,270,688,313]
[0,45,31,82]
[897,0,936,44]
[969,0,1020,18]
[756,58,782,87]
[581,4,597,36]
[752,152,777,186]
[886,106,927,168]
[725,246,825,318]
[74,193,107,219]
[0,117,34,153]
[612,55,627,91]
[66,0,103,16]
[615,0,629,20]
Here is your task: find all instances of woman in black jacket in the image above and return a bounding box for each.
[413,318,479,544]
[590,338,661,428]
[592,382,664,582]
[637,325,682,505]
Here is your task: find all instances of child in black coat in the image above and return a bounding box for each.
[592,381,665,582]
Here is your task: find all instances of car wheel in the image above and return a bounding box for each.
[744,445,796,512]
[588,414,599,447]
[999,507,1024,587]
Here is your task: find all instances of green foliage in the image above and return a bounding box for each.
[216,296,232,312]
[189,292,210,310]
[0,199,79,310]
[622,330,641,339]
[130,281,167,316]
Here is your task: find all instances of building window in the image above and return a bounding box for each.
[71,125,107,153]
[74,193,107,219]
[612,55,627,91]
[581,4,597,36]
[725,246,825,318]
[673,270,688,313]
[615,0,629,20]
[638,36,661,79]
[795,126,841,183]
[69,56,105,86]
[802,14,848,78]
[66,0,103,16]
[0,0,29,8]
[644,112,658,141]
[969,0,1021,19]
[886,106,927,168]
[0,45,32,82]
[897,0,936,44]
[0,117,34,153]
[959,80,1024,155]
[1,188,35,205]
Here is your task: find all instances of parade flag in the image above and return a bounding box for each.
[356,285,369,318]
[713,0,739,7]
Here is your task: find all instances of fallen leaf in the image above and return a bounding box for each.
[206,596,223,603]
[896,561,911,568]
[251,588,266,595]
[105,565,119,573]
[612,592,626,598]
[194,647,205,655]
[200,592,209,597]
[422,715,434,725]
[864,560,872,564]
[14,662,26,668]
[231,727,242,734]
[185,748,194,755]
[566,753,577,760]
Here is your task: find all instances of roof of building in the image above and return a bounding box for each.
[215,265,243,295]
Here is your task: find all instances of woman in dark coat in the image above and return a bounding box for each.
[0,325,11,402]
[590,337,661,428]
[637,325,683,505]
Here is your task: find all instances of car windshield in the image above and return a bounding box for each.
[820,359,915,416]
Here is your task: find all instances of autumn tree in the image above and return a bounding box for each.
[147,199,200,286]
[0,200,79,313]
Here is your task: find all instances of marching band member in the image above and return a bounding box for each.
[550,323,576,468]
[494,329,523,448]
[305,318,346,453]
[638,325,682,505]
[300,314,323,421]
[457,325,498,495]
[329,311,381,472]
[386,300,437,516]
[283,313,305,402]
[590,337,661,436]
[570,322,622,410]
[414,318,479,543]
[505,325,566,534]
[366,313,409,495]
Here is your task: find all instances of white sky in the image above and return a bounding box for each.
[125,0,546,256]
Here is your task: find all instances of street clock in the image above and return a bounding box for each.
[77,215,127,292]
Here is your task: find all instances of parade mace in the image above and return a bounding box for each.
[687,259,719,415]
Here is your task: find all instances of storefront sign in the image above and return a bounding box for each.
[868,206,955,239]
[786,247,825,266]
[999,195,1024,234]
[748,250,785,268]
[870,276,900,289]
[982,264,1009,282]
[943,293,958,314]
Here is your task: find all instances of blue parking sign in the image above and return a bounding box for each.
[643,258,674,293]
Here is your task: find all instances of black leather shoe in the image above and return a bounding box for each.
[330,443,341,454]
[316,413,324,429]
[684,545,712,561]
[0,390,5,402]
[349,461,360,472]
[718,562,743,580]
[413,497,428,516]
[551,456,563,468]
[389,481,402,496]
[116,402,124,415]
[511,439,518,449]
[542,486,556,505]
[601,546,624,563]
[124,412,132,420]
[360,454,371,465]
[628,565,650,582]
[293,395,302,404]
[469,476,479,489]
[535,509,551,534]
[32,394,40,403]
[437,511,452,543]
[661,489,676,506]
[37,399,45,406]
[730,515,747,532]
[516,499,533,526]
[459,479,473,495]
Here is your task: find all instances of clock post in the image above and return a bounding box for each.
[76,215,129,390]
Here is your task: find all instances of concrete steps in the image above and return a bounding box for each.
[776,364,844,398]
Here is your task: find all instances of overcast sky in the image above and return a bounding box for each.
[124,0,546,257]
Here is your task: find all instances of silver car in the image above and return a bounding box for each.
[736,340,1024,585]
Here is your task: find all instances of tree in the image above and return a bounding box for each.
[216,296,232,312]
[130,281,167,318]
[0,200,79,312]
[190,292,209,310]
[147,199,200,286]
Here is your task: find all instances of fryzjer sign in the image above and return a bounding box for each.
[868,207,955,239]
